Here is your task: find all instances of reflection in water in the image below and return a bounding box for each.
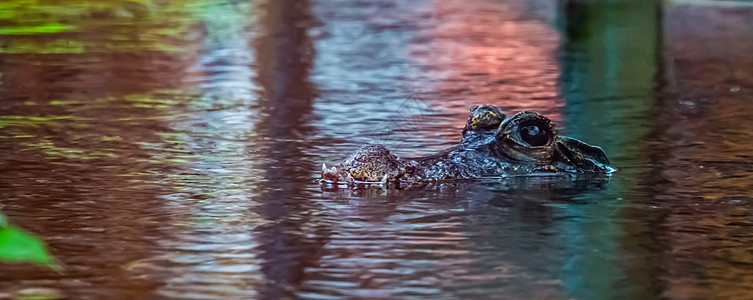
[557,2,661,299]
[310,0,442,157]
[310,178,609,299]
[251,0,328,299]
[150,1,264,299]
[416,0,563,123]
[646,4,753,299]
[0,2,205,299]
[2,0,753,299]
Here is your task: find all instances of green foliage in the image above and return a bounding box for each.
[0,214,59,270]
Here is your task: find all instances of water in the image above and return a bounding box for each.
[1,0,753,299]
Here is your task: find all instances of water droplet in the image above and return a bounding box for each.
[731,86,741,92]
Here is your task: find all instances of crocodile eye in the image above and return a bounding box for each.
[520,122,551,147]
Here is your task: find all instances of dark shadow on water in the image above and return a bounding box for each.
[249,0,330,299]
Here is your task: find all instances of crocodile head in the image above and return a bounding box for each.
[321,105,614,186]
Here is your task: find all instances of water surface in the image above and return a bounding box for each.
[2,0,753,299]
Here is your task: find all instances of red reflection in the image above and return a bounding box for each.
[407,0,563,144]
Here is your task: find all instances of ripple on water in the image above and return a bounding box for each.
[3,0,753,299]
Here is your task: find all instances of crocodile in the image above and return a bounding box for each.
[321,105,614,188]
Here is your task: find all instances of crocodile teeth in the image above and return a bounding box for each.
[380,174,388,185]
[322,163,327,173]
[346,173,355,184]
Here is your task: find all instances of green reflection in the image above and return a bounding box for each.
[20,139,117,160]
[0,91,206,161]
[0,39,84,54]
[0,24,76,35]
[0,213,58,270]
[0,0,223,53]
[557,1,660,299]
[0,115,77,129]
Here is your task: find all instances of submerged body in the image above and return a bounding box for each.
[321,105,613,187]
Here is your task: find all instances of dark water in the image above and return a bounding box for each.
[2,0,753,299]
